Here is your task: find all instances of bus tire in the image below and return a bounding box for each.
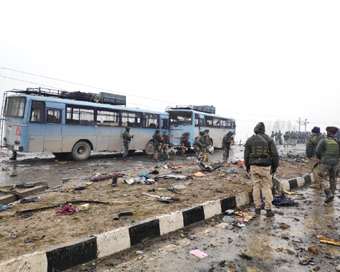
[71,141,91,161]
[144,141,154,156]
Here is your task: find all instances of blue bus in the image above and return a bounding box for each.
[1,88,169,160]
[168,106,236,149]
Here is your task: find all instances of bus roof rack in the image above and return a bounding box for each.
[170,105,216,114]
[6,88,126,106]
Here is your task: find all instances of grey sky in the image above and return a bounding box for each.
[1,1,339,141]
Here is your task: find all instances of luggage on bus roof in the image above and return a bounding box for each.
[170,105,216,114]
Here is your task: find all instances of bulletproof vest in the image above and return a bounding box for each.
[323,137,340,159]
[250,135,270,158]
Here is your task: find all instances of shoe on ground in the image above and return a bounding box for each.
[255,208,261,214]
[266,209,275,217]
[9,156,17,161]
[324,192,334,203]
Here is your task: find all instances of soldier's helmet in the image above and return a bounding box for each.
[126,127,130,131]
[155,130,160,133]
[227,131,234,135]
[204,129,209,133]
[199,131,205,136]
[326,126,339,134]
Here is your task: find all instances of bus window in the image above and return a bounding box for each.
[30,101,45,123]
[169,111,192,125]
[195,114,204,127]
[121,111,142,128]
[205,115,213,127]
[5,97,26,118]
[143,113,159,128]
[97,110,119,126]
[47,109,61,124]
[162,118,169,129]
[66,106,94,125]
[213,118,221,127]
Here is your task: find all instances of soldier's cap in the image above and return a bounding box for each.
[204,129,209,132]
[326,126,339,134]
[199,131,205,135]
[227,131,234,135]
[126,127,130,130]
[155,129,160,133]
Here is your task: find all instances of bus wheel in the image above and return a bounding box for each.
[71,141,91,161]
[144,141,154,156]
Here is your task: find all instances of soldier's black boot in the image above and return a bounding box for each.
[324,190,334,203]
[9,152,17,161]
[255,208,261,215]
[111,176,118,187]
[266,209,275,217]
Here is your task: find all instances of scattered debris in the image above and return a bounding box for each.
[317,236,340,246]
[20,197,43,204]
[114,211,134,220]
[56,205,76,215]
[0,204,12,211]
[190,249,208,259]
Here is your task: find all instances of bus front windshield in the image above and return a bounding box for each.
[169,111,192,125]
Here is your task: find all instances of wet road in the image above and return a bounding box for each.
[0,144,305,188]
[66,185,340,272]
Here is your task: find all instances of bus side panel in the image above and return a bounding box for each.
[28,123,45,152]
[62,125,96,152]
[4,121,29,152]
[108,127,123,152]
[169,126,183,147]
[44,124,62,152]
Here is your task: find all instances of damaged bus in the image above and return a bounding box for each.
[168,105,236,150]
[1,88,169,160]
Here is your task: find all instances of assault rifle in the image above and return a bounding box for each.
[309,161,319,175]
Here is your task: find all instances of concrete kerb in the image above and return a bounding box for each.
[0,174,312,272]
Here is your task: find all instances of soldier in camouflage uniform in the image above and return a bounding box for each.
[180,132,190,154]
[161,130,170,160]
[222,131,235,163]
[315,126,340,203]
[122,127,134,161]
[306,126,324,189]
[152,130,163,162]
[193,131,205,161]
[202,129,212,162]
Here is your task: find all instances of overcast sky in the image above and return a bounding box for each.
[1,1,339,142]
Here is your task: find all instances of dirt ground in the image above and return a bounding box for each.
[0,149,310,262]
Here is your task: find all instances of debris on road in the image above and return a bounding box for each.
[190,249,208,259]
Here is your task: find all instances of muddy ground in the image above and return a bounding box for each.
[0,145,310,262]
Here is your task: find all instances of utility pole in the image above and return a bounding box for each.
[296,117,302,132]
[302,119,309,132]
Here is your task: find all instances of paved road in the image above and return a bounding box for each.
[0,143,305,188]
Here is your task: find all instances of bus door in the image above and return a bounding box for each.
[45,102,64,152]
[28,100,46,152]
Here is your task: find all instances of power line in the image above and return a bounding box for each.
[1,67,301,120]
[0,74,164,111]
[0,67,178,105]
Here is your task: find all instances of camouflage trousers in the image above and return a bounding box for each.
[123,141,129,158]
[202,148,209,162]
[222,147,230,162]
[250,165,273,210]
[309,156,320,184]
[161,145,170,159]
[317,164,338,193]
